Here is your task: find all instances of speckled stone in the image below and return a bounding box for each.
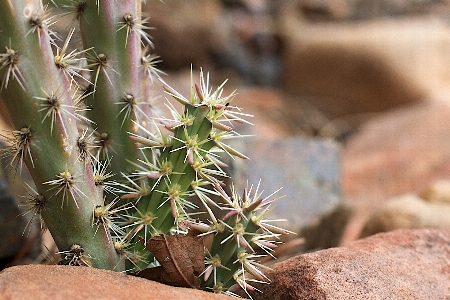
[0,264,234,300]
[245,229,450,299]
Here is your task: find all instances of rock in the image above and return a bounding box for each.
[0,177,27,263]
[143,1,223,70]
[301,201,352,250]
[230,136,350,250]
[0,264,233,300]
[281,42,423,118]
[360,194,450,238]
[211,0,284,86]
[242,229,450,299]
[419,179,450,204]
[342,101,450,242]
[231,87,292,138]
[298,0,450,21]
[277,8,450,118]
[225,86,349,140]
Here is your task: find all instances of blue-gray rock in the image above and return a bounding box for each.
[229,137,350,250]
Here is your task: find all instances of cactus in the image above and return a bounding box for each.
[0,0,292,295]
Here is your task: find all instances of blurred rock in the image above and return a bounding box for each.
[213,0,283,86]
[0,177,26,265]
[341,101,450,242]
[143,0,223,70]
[419,179,450,204]
[0,265,233,300]
[281,42,423,118]
[230,136,350,250]
[297,0,450,21]
[231,87,292,138]
[301,201,352,250]
[242,229,450,299]
[360,194,450,238]
[277,5,450,118]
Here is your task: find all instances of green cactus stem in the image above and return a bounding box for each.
[0,0,120,270]
[0,0,293,295]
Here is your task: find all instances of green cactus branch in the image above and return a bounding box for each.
[0,0,292,295]
[0,0,120,270]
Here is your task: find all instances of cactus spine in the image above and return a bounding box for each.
[0,0,291,294]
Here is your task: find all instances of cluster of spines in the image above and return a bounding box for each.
[0,0,292,295]
[187,182,292,296]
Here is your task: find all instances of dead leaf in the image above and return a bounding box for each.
[136,230,205,289]
[129,265,164,282]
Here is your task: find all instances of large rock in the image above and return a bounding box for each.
[243,229,450,299]
[143,1,223,70]
[278,4,450,118]
[0,264,233,300]
[297,0,450,21]
[342,101,450,242]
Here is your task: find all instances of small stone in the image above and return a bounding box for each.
[0,177,27,261]
[360,194,450,238]
[419,179,450,204]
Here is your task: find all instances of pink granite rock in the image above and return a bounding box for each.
[0,264,233,300]
[244,229,450,299]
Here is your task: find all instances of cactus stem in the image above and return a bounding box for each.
[113,238,148,270]
[220,222,252,250]
[122,208,158,242]
[203,252,228,282]
[251,234,280,258]
[116,173,151,201]
[234,250,270,282]
[232,268,264,297]
[97,132,118,160]
[171,128,210,165]
[114,238,149,271]
[126,156,178,192]
[193,158,228,185]
[156,183,196,219]
[116,93,143,128]
[0,40,26,90]
[129,119,173,149]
